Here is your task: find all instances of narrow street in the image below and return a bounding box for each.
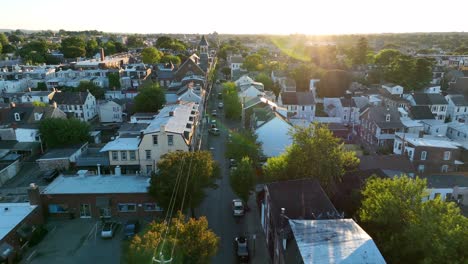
[196,83,270,264]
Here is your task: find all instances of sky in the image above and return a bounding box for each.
[1,0,467,35]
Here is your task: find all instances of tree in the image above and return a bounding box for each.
[359,176,468,263]
[412,58,434,90]
[77,81,104,99]
[222,82,242,120]
[353,37,369,66]
[226,130,262,163]
[264,123,359,195]
[149,151,219,217]
[288,63,324,92]
[316,70,351,98]
[126,35,144,48]
[7,34,23,44]
[159,55,181,65]
[374,49,402,66]
[141,47,163,64]
[36,82,47,91]
[155,36,186,52]
[107,72,121,89]
[230,157,256,204]
[221,67,231,79]
[85,38,99,56]
[242,53,263,71]
[103,41,117,55]
[0,33,8,48]
[18,40,48,64]
[126,212,219,264]
[133,82,165,113]
[61,37,86,58]
[255,73,273,91]
[39,118,90,148]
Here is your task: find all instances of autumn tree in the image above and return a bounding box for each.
[141,47,163,64]
[133,82,166,113]
[230,157,256,204]
[126,212,219,264]
[39,118,90,148]
[359,176,468,263]
[264,123,359,195]
[149,151,219,217]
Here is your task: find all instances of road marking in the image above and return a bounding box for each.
[26,249,37,262]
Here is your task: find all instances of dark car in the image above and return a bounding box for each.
[123,220,140,240]
[234,236,249,262]
[42,169,59,182]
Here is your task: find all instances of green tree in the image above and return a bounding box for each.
[316,70,351,98]
[242,54,263,72]
[39,118,90,148]
[353,37,369,66]
[133,82,165,112]
[255,73,273,91]
[85,38,99,56]
[77,81,104,99]
[0,33,8,48]
[264,123,359,195]
[103,41,117,55]
[359,176,468,263]
[160,54,181,65]
[226,130,262,163]
[222,82,242,120]
[230,157,256,204]
[141,47,163,64]
[0,42,2,54]
[36,82,47,91]
[374,49,402,66]
[288,63,324,92]
[107,72,121,89]
[18,40,48,64]
[149,151,219,217]
[126,35,144,48]
[221,67,231,79]
[126,212,219,264]
[7,34,23,44]
[32,101,47,107]
[61,37,86,58]
[412,58,434,90]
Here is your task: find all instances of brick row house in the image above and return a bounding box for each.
[360,106,403,148]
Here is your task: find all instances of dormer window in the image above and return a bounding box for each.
[34,113,41,121]
[385,114,391,122]
[14,113,20,121]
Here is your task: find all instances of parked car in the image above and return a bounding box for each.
[210,119,217,128]
[209,127,220,136]
[101,221,118,238]
[42,169,59,182]
[234,236,249,262]
[123,220,140,240]
[232,199,245,217]
[218,102,224,109]
[229,159,237,168]
[217,93,223,99]
[211,109,218,116]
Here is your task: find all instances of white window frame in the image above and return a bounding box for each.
[112,151,118,161]
[121,151,127,160]
[14,113,20,121]
[129,151,136,161]
[420,151,427,161]
[153,135,158,145]
[143,203,163,212]
[118,203,136,212]
[443,151,451,161]
[441,165,449,173]
[145,150,151,160]
[167,135,174,146]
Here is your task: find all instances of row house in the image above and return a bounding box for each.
[100,136,141,174]
[323,96,360,125]
[445,94,468,122]
[446,121,468,141]
[21,90,55,104]
[393,132,463,174]
[97,100,124,123]
[51,91,97,122]
[382,83,404,96]
[360,106,403,148]
[278,91,315,121]
[408,93,448,120]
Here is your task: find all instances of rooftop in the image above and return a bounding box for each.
[100,136,140,152]
[447,94,468,106]
[281,92,315,105]
[425,174,468,188]
[409,105,435,120]
[412,93,448,105]
[396,133,461,149]
[289,219,386,264]
[359,155,415,174]
[145,102,196,135]
[37,144,86,160]
[42,174,150,194]
[0,203,38,240]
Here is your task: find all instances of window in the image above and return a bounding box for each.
[144,203,163,212]
[445,193,452,201]
[145,150,151,160]
[168,135,174,146]
[434,193,441,199]
[118,203,136,212]
[112,151,118,161]
[418,164,425,173]
[14,113,20,121]
[385,114,390,122]
[431,106,437,112]
[129,151,136,160]
[121,151,127,160]
[443,151,451,160]
[440,106,445,112]
[48,204,69,213]
[420,151,427,160]
[153,135,158,145]
[302,106,305,111]
[441,165,449,173]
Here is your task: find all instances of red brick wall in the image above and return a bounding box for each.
[40,193,161,219]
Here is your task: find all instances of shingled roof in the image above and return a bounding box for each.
[412,93,448,105]
[52,92,90,105]
[281,92,315,105]
[409,105,435,120]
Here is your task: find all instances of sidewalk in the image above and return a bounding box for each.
[246,193,271,264]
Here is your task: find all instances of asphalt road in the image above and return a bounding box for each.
[196,84,270,264]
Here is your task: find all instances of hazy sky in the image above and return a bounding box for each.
[1,0,467,35]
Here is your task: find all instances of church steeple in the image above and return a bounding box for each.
[199,35,209,55]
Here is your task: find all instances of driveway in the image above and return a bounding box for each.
[22,219,122,264]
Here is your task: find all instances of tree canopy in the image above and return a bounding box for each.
[155,36,187,52]
[264,123,359,195]
[316,69,351,98]
[141,47,163,64]
[255,72,273,91]
[226,129,262,163]
[133,82,166,113]
[230,157,256,204]
[39,118,90,148]
[61,36,86,58]
[160,54,181,65]
[107,72,121,89]
[242,53,264,71]
[125,212,219,264]
[149,151,219,217]
[359,176,468,263]
[288,63,324,92]
[222,82,242,120]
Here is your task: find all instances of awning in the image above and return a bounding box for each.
[0,242,14,260]
[96,197,110,208]
[455,160,464,165]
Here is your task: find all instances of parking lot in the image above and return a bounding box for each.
[22,219,124,264]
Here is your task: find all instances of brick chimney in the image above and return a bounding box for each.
[27,183,41,206]
[100,48,105,62]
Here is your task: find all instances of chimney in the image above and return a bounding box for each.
[115,166,121,176]
[28,87,32,92]
[27,183,41,206]
[10,102,16,108]
[418,130,424,138]
[97,163,101,176]
[100,48,105,62]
